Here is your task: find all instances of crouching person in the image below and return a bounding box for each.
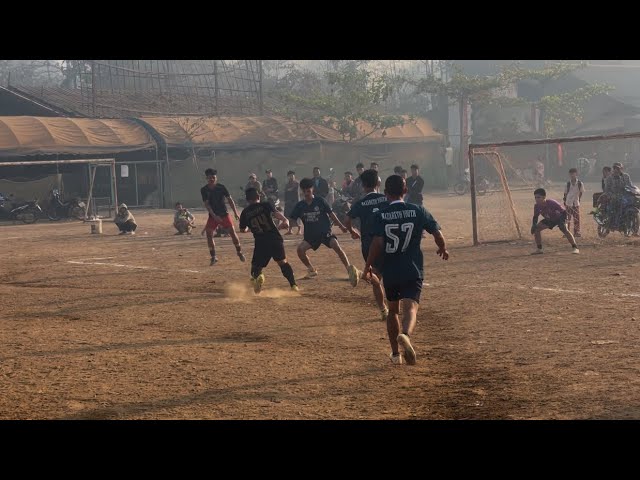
[115,203,137,235]
[174,202,195,235]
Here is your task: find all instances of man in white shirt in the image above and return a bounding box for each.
[563,167,584,238]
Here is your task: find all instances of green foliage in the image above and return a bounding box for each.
[272,62,410,142]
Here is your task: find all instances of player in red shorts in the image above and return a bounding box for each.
[200,168,245,265]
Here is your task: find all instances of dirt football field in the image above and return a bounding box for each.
[2,183,640,420]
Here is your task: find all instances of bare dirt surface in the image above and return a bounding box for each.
[2,185,640,419]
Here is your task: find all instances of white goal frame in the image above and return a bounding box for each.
[468,131,640,245]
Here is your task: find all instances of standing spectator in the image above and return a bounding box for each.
[351,163,366,201]
[284,170,301,235]
[262,169,279,201]
[312,167,329,199]
[601,166,612,191]
[370,162,382,192]
[246,173,265,201]
[563,168,584,238]
[406,164,425,205]
[342,171,355,197]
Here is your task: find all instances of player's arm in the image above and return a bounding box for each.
[329,211,348,233]
[273,209,290,230]
[531,212,539,234]
[238,212,249,233]
[203,198,216,218]
[343,216,361,239]
[431,229,449,260]
[226,195,240,221]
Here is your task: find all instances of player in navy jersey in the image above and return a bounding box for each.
[363,175,449,365]
[344,169,389,321]
[239,188,299,294]
[290,178,359,286]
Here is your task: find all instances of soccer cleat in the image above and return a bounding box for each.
[348,265,359,288]
[530,249,544,255]
[381,308,389,322]
[210,256,218,266]
[397,334,416,365]
[237,251,246,262]
[572,247,580,254]
[389,353,404,365]
[305,269,318,279]
[252,273,265,294]
[290,284,300,292]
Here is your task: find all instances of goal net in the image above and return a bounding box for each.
[469,132,640,245]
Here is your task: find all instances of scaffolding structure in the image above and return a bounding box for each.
[9,60,265,118]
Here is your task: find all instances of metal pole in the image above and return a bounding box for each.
[134,163,139,206]
[85,165,97,220]
[468,144,478,246]
[258,60,263,115]
[111,160,118,212]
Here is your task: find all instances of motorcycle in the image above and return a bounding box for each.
[332,189,353,225]
[454,171,489,196]
[46,189,86,221]
[0,193,43,224]
[591,186,640,237]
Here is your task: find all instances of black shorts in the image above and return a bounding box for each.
[252,235,286,269]
[306,234,337,251]
[384,278,423,303]
[541,216,567,230]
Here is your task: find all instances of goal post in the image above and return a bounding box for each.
[468,131,640,245]
[0,158,118,220]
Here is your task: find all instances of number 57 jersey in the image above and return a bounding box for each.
[372,200,441,283]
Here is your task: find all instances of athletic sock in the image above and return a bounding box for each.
[280,263,296,286]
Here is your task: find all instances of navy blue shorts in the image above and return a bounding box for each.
[541,216,567,231]
[384,278,423,303]
[306,234,337,251]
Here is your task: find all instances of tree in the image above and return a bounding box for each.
[271,61,409,142]
[414,61,613,169]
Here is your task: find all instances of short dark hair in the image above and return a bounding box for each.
[603,166,612,173]
[410,164,419,170]
[356,163,364,169]
[534,188,546,197]
[401,169,408,175]
[313,166,320,171]
[370,162,379,167]
[205,168,217,176]
[265,169,272,174]
[393,166,403,174]
[175,202,182,207]
[299,178,314,190]
[344,171,353,176]
[569,168,578,174]
[287,170,295,176]
[360,169,379,189]
[245,188,260,201]
[385,175,405,197]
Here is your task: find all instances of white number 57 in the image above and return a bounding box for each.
[385,222,414,253]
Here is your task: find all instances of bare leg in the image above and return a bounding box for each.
[297,241,315,272]
[401,298,419,336]
[387,300,401,355]
[559,224,577,247]
[329,238,350,270]
[533,223,550,248]
[370,268,386,312]
[228,226,245,261]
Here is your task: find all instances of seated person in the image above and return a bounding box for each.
[174,202,195,235]
[114,203,137,235]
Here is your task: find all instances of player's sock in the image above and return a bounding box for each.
[536,244,542,250]
[280,263,296,286]
[210,248,216,258]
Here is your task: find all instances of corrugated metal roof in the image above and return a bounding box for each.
[0,116,156,157]
[138,115,442,148]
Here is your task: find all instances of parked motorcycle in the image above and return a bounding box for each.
[0,193,43,224]
[454,170,489,196]
[46,189,86,221]
[591,186,640,237]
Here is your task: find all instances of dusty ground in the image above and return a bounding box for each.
[1,183,640,419]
